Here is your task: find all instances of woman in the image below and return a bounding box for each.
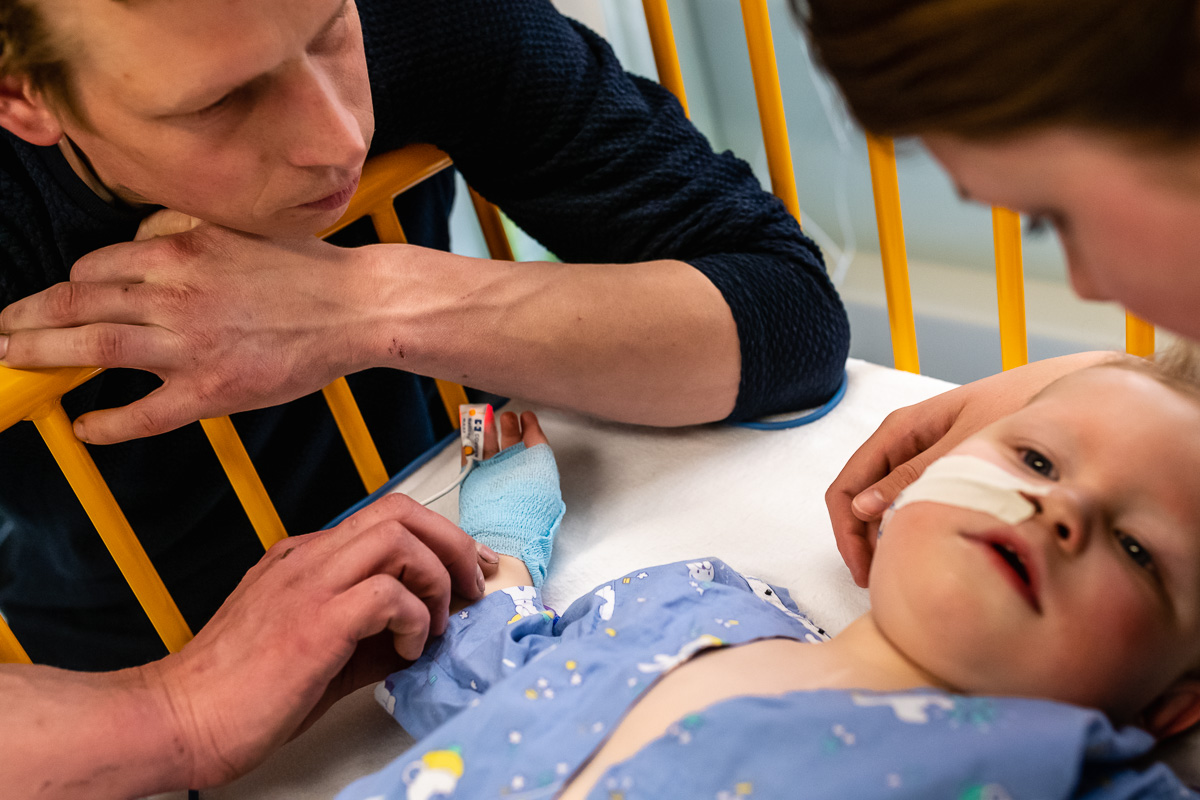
[797,0,1200,585]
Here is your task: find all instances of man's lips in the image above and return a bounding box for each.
[300,175,360,211]
[966,530,1042,613]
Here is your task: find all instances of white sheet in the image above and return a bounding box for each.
[194,357,1199,798]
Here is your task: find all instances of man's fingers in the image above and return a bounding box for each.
[0,322,178,372]
[69,232,189,282]
[0,281,166,332]
[135,209,203,241]
[329,494,485,602]
[322,574,432,662]
[72,385,198,444]
[322,519,453,636]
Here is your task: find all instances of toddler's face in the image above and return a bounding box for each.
[869,366,1200,723]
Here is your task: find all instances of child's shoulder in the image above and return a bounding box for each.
[554,558,828,644]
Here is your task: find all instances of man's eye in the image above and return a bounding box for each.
[193,93,233,117]
[1021,449,1055,478]
[1116,530,1156,572]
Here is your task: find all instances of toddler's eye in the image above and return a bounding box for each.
[1021,449,1055,478]
[1116,530,1156,572]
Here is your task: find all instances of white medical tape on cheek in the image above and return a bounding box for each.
[885,454,1051,527]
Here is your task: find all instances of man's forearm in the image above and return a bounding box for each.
[0,662,186,798]
[356,244,742,426]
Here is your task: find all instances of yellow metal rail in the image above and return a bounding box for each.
[320,378,390,494]
[0,365,99,432]
[199,416,288,548]
[469,187,517,262]
[0,365,194,659]
[641,0,690,116]
[865,135,920,373]
[32,402,193,653]
[0,617,29,663]
[1126,312,1155,357]
[740,0,801,225]
[991,208,1028,370]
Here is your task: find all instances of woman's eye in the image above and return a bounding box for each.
[1021,449,1055,478]
[1116,530,1156,573]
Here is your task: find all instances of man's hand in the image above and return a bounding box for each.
[0,223,380,444]
[147,492,495,789]
[826,351,1115,587]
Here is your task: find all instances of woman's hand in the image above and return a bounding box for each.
[827,352,1115,586]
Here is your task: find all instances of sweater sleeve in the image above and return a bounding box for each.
[361,0,850,419]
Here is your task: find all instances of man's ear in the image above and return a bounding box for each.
[0,73,63,146]
[1138,678,1200,741]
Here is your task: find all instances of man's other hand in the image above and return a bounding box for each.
[149,492,496,788]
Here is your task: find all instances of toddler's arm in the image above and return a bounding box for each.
[376,412,566,734]
[458,410,565,590]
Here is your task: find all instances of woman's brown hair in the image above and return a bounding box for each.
[796,0,1200,143]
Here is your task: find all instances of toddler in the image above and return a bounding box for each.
[338,349,1200,799]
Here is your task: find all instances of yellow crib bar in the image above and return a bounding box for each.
[740,0,801,226]
[30,402,192,653]
[0,616,31,664]
[991,207,1028,370]
[370,206,408,246]
[865,134,920,373]
[329,146,455,230]
[321,378,390,493]
[199,416,288,548]
[1126,312,1155,357]
[0,365,100,432]
[641,0,690,116]
[469,187,517,262]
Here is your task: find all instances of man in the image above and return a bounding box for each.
[0,0,846,672]
[1,492,501,797]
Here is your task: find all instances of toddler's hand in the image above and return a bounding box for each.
[469,410,550,462]
[459,411,564,588]
[498,410,549,453]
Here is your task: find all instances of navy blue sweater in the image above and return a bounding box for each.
[0,0,848,668]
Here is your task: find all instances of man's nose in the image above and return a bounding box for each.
[279,60,368,171]
[1028,486,1091,554]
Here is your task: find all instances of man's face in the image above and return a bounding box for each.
[869,367,1200,723]
[41,0,374,237]
[923,130,1200,341]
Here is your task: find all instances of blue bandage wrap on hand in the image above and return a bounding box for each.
[458,443,565,588]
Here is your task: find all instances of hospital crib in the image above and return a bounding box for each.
[0,0,1158,668]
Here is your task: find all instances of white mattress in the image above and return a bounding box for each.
[181,358,1197,798]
